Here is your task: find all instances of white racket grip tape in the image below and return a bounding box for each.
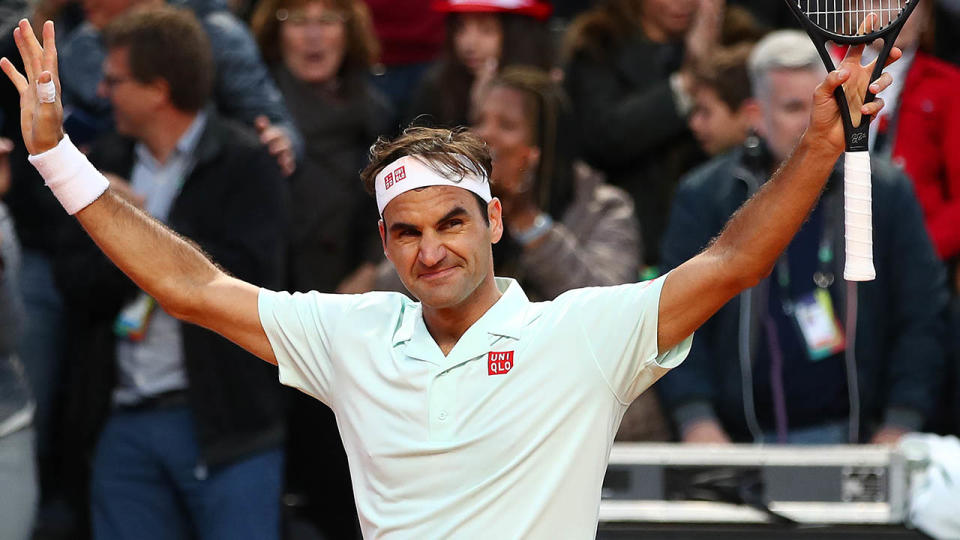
[28,134,109,215]
[843,151,875,281]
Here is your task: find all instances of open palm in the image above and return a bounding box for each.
[0,19,64,156]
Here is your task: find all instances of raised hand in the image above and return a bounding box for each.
[0,19,64,155]
[808,15,900,157]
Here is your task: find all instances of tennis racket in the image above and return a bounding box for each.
[784,0,921,281]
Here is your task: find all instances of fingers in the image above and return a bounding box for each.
[884,46,903,68]
[869,71,893,95]
[816,68,850,102]
[15,20,42,83]
[41,21,59,89]
[0,57,28,93]
[861,97,885,117]
[254,115,270,133]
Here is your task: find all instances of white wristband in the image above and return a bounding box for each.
[28,134,110,215]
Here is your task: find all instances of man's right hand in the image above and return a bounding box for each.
[0,19,64,156]
[682,419,732,444]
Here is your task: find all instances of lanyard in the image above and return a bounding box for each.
[775,215,835,315]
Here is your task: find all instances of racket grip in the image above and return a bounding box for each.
[843,151,875,281]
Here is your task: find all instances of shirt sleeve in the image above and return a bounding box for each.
[258,288,351,404]
[562,274,693,404]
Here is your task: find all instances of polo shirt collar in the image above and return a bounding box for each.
[393,278,532,365]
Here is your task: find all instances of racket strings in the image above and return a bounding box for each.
[799,0,910,36]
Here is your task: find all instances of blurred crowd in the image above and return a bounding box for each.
[0,0,958,538]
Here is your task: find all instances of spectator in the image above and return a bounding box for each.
[363,0,445,117]
[57,0,301,172]
[564,0,718,270]
[53,7,288,539]
[688,44,760,157]
[251,0,390,534]
[408,0,554,128]
[0,147,36,540]
[657,30,949,445]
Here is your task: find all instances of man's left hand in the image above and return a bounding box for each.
[255,115,295,177]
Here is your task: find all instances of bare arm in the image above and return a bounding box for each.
[0,19,276,364]
[657,44,900,353]
[75,192,277,364]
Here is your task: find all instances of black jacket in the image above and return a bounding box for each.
[657,144,949,441]
[55,113,289,466]
[565,30,705,266]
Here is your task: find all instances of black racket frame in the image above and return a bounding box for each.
[783,0,922,151]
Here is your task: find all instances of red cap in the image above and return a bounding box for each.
[432,0,553,21]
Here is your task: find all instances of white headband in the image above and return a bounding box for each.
[374,155,492,215]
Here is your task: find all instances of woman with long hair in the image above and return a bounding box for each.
[408,0,554,128]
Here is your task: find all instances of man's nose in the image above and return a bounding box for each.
[417,230,447,268]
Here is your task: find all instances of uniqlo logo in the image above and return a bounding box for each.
[488,351,514,376]
[394,166,406,182]
[384,171,395,189]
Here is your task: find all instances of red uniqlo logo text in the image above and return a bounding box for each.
[488,351,514,376]
[384,171,395,189]
[394,166,406,182]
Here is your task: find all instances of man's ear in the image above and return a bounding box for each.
[488,198,503,244]
[526,146,541,171]
[740,98,764,135]
[378,219,390,261]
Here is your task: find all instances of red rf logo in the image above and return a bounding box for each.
[488,351,514,376]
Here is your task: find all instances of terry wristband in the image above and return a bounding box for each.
[28,134,110,215]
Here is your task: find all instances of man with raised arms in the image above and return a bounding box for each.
[1,18,898,539]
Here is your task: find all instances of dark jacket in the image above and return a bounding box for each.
[55,114,289,466]
[565,26,704,267]
[657,144,949,441]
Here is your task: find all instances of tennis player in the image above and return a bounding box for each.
[2,18,897,539]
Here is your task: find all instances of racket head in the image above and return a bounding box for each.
[786,0,921,45]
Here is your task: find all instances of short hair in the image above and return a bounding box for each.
[360,127,493,222]
[691,44,754,111]
[748,30,823,101]
[103,6,213,112]
[250,0,379,75]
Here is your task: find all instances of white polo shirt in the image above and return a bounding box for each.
[259,276,692,539]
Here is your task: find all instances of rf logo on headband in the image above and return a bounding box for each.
[384,165,407,190]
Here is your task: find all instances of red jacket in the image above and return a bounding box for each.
[886,52,960,260]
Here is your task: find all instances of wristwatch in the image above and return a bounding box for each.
[512,212,554,246]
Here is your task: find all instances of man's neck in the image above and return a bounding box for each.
[421,273,503,356]
[141,109,199,164]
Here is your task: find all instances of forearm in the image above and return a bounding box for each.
[709,137,840,284]
[74,190,221,319]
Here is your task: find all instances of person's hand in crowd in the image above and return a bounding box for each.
[255,115,296,177]
[684,0,724,67]
[681,419,733,444]
[0,137,13,196]
[469,58,498,123]
[104,173,145,210]
[870,426,910,445]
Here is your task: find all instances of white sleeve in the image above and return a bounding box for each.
[561,274,693,403]
[258,288,352,405]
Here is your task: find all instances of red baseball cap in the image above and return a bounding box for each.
[432,0,553,21]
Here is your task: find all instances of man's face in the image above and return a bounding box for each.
[99,47,161,138]
[379,186,503,311]
[755,68,822,164]
[689,86,754,156]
